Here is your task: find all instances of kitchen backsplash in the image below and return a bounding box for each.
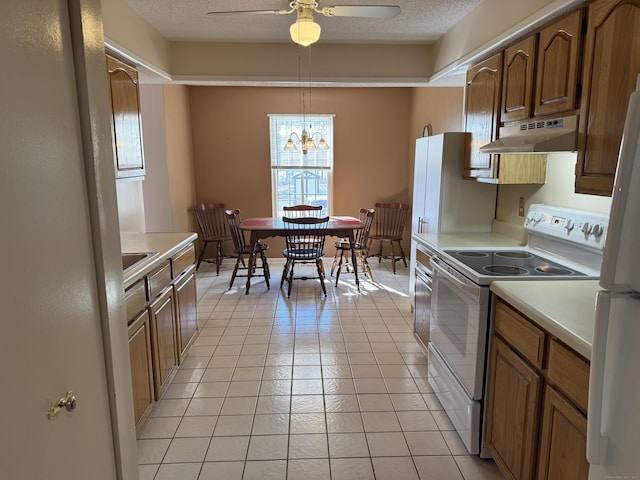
[496,152,612,235]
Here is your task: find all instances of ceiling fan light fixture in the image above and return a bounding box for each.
[290,17,321,46]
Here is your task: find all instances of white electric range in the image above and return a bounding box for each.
[426,204,608,456]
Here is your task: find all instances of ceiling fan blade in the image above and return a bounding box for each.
[321,5,400,19]
[206,9,292,16]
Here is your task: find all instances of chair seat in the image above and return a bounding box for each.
[281,215,330,298]
[333,240,367,251]
[238,242,269,256]
[283,248,324,260]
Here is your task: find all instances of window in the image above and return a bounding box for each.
[269,114,334,217]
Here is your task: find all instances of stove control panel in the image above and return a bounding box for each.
[524,204,609,250]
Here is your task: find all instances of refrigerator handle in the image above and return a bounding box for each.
[586,291,610,465]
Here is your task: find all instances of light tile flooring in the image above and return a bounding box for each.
[137,257,503,480]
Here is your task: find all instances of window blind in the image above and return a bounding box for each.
[269,114,334,169]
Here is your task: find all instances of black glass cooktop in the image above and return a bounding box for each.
[443,250,586,277]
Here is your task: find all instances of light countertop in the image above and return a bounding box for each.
[121,232,198,288]
[490,280,601,360]
[413,232,523,250]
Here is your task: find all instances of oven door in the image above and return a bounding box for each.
[429,256,490,400]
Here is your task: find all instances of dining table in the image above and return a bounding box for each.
[240,215,364,294]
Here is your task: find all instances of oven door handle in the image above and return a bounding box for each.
[430,257,482,299]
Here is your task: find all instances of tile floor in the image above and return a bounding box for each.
[137,257,503,480]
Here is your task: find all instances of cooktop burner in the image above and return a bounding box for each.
[444,249,586,277]
[483,265,529,275]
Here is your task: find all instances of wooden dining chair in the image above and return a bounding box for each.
[192,203,232,275]
[283,204,323,217]
[331,208,376,285]
[224,209,270,290]
[281,216,330,298]
[367,202,409,274]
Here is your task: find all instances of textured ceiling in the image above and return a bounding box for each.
[125,0,484,44]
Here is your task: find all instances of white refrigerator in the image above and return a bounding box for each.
[587,75,640,479]
[409,132,497,294]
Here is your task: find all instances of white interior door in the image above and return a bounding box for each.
[0,1,117,478]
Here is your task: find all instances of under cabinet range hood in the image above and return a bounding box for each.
[480,115,578,153]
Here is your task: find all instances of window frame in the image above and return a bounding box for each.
[268,114,334,218]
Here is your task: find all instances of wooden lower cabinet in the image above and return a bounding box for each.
[486,298,589,480]
[485,336,543,480]
[174,265,198,361]
[537,386,589,480]
[125,241,199,431]
[127,310,154,433]
[149,286,178,400]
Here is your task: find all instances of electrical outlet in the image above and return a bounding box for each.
[518,197,525,217]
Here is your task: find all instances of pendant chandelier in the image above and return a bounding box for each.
[284,45,330,155]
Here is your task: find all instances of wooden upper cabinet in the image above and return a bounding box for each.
[534,9,584,117]
[576,0,640,196]
[464,52,503,179]
[501,36,537,123]
[106,54,145,179]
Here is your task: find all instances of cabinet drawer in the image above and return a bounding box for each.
[494,299,546,369]
[548,339,590,413]
[172,244,195,278]
[124,278,147,323]
[147,261,172,300]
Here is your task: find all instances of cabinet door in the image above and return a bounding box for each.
[175,266,198,361]
[149,287,178,400]
[464,53,503,179]
[106,54,145,179]
[128,310,155,432]
[576,0,640,196]
[537,386,589,480]
[534,9,584,117]
[485,336,543,480]
[502,35,537,123]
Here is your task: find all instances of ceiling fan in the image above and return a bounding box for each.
[206,1,401,46]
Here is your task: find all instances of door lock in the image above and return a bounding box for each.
[47,391,77,420]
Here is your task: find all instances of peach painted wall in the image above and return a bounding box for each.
[189,86,414,256]
[163,85,197,233]
[407,87,465,200]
